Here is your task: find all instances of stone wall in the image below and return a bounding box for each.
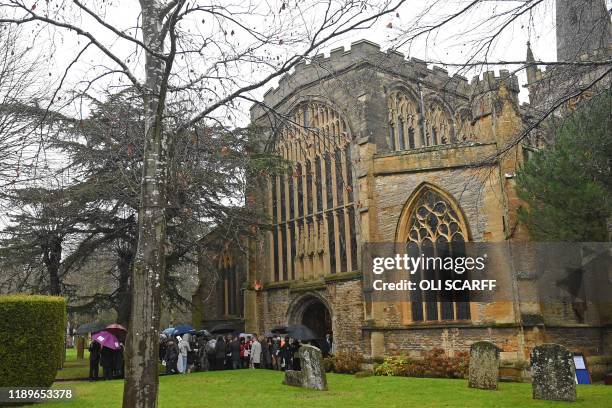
[259,278,364,353]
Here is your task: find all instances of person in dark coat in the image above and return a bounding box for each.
[88,340,101,381]
[280,336,293,371]
[159,337,167,362]
[321,333,332,357]
[229,336,241,369]
[100,346,114,380]
[214,336,226,370]
[164,340,179,374]
[262,337,272,369]
[196,336,210,372]
[113,344,124,378]
[291,339,301,371]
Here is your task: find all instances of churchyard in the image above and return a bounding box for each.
[44,348,612,408]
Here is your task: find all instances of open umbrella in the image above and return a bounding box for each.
[287,324,317,341]
[271,325,288,334]
[75,322,107,335]
[195,329,211,338]
[210,323,236,334]
[162,327,175,336]
[105,323,127,339]
[92,331,121,350]
[173,324,195,336]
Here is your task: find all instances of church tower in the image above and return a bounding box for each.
[556,0,611,61]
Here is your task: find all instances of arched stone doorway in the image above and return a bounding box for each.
[288,294,333,340]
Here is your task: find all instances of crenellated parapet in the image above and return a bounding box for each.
[250,39,521,121]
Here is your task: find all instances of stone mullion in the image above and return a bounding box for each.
[223,275,229,316]
[275,176,284,281]
[284,223,291,281]
[343,208,353,272]
[267,175,275,284]
[323,212,331,275]
[332,211,341,274]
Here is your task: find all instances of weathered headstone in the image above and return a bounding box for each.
[283,344,328,391]
[531,343,576,402]
[468,341,500,390]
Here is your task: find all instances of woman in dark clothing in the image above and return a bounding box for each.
[214,336,226,370]
[88,340,101,380]
[100,346,114,380]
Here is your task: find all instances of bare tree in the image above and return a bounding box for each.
[0,1,405,405]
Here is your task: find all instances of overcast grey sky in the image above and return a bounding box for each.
[10,0,579,123]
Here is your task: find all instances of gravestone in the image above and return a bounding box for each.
[468,341,500,390]
[283,344,328,391]
[531,343,576,402]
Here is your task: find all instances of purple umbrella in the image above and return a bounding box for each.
[92,330,121,350]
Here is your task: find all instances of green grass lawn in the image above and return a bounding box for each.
[56,348,90,381]
[49,351,612,407]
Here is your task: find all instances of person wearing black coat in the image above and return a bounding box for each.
[214,336,226,370]
[262,338,272,369]
[229,336,241,369]
[88,340,101,381]
[164,340,179,374]
[100,346,114,380]
[280,336,293,371]
[291,340,301,371]
[113,344,124,379]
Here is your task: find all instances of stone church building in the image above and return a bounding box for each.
[193,0,611,379]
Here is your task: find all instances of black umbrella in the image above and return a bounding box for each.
[271,325,288,334]
[287,324,318,341]
[75,322,107,335]
[210,323,236,334]
[196,329,212,338]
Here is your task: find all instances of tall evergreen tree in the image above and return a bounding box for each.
[517,91,611,241]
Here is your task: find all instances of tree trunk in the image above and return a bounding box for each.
[43,235,62,296]
[116,247,133,328]
[122,3,168,407]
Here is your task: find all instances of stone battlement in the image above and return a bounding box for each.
[251,39,520,120]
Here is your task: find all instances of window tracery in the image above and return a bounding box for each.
[388,90,421,150]
[268,102,358,282]
[404,187,471,322]
[424,102,454,145]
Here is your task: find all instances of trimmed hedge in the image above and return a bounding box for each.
[0,295,66,387]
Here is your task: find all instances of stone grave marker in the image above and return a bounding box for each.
[468,341,500,390]
[531,343,576,402]
[283,344,328,391]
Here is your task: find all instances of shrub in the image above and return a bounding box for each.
[0,295,66,387]
[374,348,469,379]
[323,351,363,374]
[322,356,335,373]
[355,370,373,378]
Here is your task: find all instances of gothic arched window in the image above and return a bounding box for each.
[399,185,471,322]
[268,102,358,282]
[424,102,454,146]
[388,90,421,151]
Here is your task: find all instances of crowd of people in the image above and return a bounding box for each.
[159,332,333,375]
[88,340,124,381]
